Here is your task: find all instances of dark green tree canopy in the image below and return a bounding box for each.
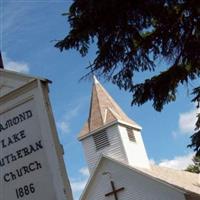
[185,156,200,174]
[55,0,200,154]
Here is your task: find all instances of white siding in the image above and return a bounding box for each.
[82,125,127,173]
[82,159,185,200]
[118,125,150,169]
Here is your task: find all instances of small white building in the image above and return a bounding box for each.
[78,76,200,200]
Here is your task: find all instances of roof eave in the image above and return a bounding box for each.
[78,119,142,141]
[0,68,52,84]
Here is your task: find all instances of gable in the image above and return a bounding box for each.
[80,157,186,200]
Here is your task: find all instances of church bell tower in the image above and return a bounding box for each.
[78,77,150,173]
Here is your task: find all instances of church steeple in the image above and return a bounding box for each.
[78,76,141,140]
[78,77,150,173]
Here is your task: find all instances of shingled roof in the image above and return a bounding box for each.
[142,164,200,196]
[78,76,141,140]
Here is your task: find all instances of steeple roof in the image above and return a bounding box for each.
[78,76,141,140]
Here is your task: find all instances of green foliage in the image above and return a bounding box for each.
[185,156,200,174]
[55,0,200,154]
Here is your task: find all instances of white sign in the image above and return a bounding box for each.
[0,99,57,199]
[0,75,73,200]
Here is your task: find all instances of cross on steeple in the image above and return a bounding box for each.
[105,180,124,200]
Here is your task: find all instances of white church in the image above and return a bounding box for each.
[77,76,200,200]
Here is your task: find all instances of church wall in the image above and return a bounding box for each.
[81,124,127,173]
[82,159,185,200]
[118,125,150,169]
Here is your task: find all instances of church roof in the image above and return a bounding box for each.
[117,156,200,197]
[80,155,200,200]
[142,164,200,196]
[78,76,141,140]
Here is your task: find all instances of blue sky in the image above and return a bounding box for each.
[1,1,199,199]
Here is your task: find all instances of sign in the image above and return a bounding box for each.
[0,75,73,200]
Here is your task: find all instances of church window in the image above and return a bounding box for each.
[93,130,110,151]
[127,128,136,142]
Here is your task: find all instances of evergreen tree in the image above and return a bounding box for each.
[185,156,200,174]
[55,0,200,155]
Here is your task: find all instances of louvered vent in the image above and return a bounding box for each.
[93,130,110,151]
[127,127,136,142]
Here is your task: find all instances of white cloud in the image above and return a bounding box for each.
[57,121,70,134]
[171,130,179,139]
[71,179,88,193]
[1,3,38,37]
[3,53,30,73]
[179,107,199,135]
[171,106,200,138]
[159,153,194,170]
[57,103,83,134]
[70,166,90,200]
[79,167,89,177]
